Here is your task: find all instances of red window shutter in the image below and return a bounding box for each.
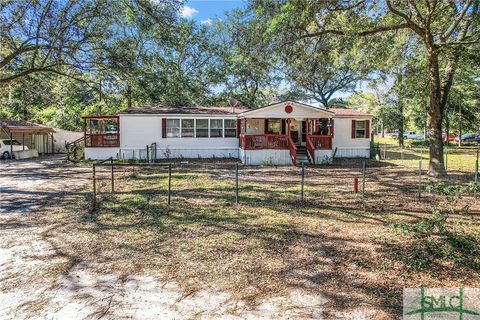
[365,120,370,138]
[236,119,241,137]
[330,119,334,137]
[162,118,167,138]
[351,120,356,139]
[264,119,269,134]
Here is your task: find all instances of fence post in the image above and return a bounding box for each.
[418,158,422,199]
[92,164,96,206]
[383,143,387,160]
[146,145,149,163]
[361,160,366,206]
[235,163,239,204]
[401,145,404,160]
[168,163,172,205]
[111,158,114,193]
[475,149,479,199]
[301,162,305,202]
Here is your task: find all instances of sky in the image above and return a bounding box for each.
[181,0,246,24]
[178,0,372,103]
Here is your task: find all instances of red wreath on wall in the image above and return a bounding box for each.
[285,105,293,113]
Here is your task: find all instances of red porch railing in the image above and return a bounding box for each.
[306,136,315,163]
[86,133,120,147]
[239,134,289,150]
[308,135,332,150]
[287,136,296,164]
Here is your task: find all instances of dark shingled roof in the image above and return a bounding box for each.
[0,120,54,133]
[119,106,249,115]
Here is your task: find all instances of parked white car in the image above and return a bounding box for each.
[0,139,29,159]
[403,131,424,139]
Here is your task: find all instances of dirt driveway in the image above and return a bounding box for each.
[1,158,381,319]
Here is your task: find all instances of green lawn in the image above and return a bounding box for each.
[374,136,480,173]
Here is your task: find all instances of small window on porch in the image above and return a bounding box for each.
[267,119,281,134]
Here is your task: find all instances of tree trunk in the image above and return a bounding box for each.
[427,51,446,177]
[127,84,132,108]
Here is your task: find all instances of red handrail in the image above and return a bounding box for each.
[308,135,332,150]
[67,136,85,147]
[85,133,120,147]
[306,135,315,164]
[239,134,289,150]
[287,136,296,164]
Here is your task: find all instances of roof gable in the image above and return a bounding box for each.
[239,101,334,119]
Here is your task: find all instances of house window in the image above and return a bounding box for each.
[181,119,194,137]
[267,119,281,134]
[224,119,236,137]
[196,119,208,137]
[167,119,180,138]
[355,120,366,138]
[210,119,223,137]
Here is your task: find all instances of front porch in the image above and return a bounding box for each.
[239,118,334,165]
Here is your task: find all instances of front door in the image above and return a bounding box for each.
[300,121,307,146]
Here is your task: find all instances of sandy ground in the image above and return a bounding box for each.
[0,157,379,320]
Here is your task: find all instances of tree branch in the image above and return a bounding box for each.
[441,0,474,41]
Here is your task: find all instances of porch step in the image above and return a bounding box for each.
[296,146,307,155]
[295,153,310,165]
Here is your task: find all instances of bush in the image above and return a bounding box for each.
[389,208,480,270]
[426,180,480,197]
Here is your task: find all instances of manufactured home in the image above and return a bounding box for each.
[83,101,372,165]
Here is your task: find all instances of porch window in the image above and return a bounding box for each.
[84,116,120,147]
[224,119,236,137]
[181,119,194,137]
[355,120,366,138]
[210,119,223,137]
[267,119,281,134]
[167,119,180,138]
[195,119,208,137]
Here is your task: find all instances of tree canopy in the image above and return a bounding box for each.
[1,0,479,176]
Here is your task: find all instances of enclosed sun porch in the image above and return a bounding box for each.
[238,102,335,165]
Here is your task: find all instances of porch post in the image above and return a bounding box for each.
[287,119,291,136]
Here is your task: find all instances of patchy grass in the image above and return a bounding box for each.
[36,161,480,318]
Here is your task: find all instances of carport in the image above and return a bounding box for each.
[0,120,55,159]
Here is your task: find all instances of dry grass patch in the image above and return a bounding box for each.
[34,160,480,318]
